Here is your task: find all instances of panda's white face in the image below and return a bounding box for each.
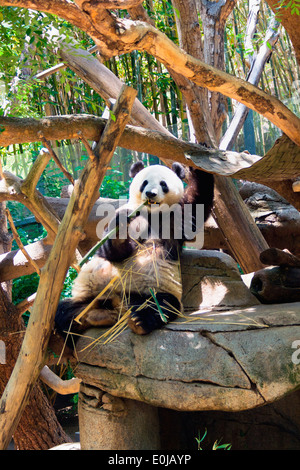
[129,165,184,208]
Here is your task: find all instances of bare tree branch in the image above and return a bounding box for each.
[40,137,74,185]
[39,365,81,395]
[16,293,37,317]
[0,0,299,144]
[0,116,299,188]
[0,0,90,31]
[5,208,41,275]
[75,0,144,7]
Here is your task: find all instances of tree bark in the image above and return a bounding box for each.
[265,0,300,66]
[0,196,72,450]
[0,276,71,450]
[197,0,237,141]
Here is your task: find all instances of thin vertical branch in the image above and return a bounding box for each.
[6,208,41,276]
[40,136,75,185]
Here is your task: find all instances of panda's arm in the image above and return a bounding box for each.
[179,167,214,243]
[183,167,214,222]
[97,207,138,262]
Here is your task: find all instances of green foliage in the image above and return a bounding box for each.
[277,0,300,15]
[196,429,232,451]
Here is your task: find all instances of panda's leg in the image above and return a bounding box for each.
[54,299,89,347]
[127,293,181,335]
[54,297,120,347]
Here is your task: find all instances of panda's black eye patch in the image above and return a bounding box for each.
[140,180,148,193]
[160,181,169,193]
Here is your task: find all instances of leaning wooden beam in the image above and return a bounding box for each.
[33,45,98,81]
[0,84,137,450]
[59,43,171,134]
[212,176,269,272]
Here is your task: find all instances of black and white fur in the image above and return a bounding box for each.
[55,162,214,342]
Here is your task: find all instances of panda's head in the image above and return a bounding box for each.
[128,161,185,208]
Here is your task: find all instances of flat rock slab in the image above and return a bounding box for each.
[181,249,259,310]
[76,301,300,412]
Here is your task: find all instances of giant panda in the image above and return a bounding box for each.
[54,161,214,342]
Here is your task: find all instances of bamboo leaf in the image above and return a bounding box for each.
[149,288,168,323]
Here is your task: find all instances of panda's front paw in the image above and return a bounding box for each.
[108,210,131,236]
[128,306,165,335]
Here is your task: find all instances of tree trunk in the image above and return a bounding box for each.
[0,198,71,450]
[171,0,269,272]
[0,286,71,450]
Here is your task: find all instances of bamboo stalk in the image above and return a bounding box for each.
[79,200,147,267]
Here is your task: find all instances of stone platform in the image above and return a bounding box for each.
[74,250,300,450]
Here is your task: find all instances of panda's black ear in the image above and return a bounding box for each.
[172,162,185,180]
[129,161,144,178]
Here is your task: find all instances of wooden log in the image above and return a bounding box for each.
[212,175,268,273]
[249,248,300,304]
[0,117,299,193]
[0,85,137,450]
[260,248,300,267]
[250,266,300,303]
